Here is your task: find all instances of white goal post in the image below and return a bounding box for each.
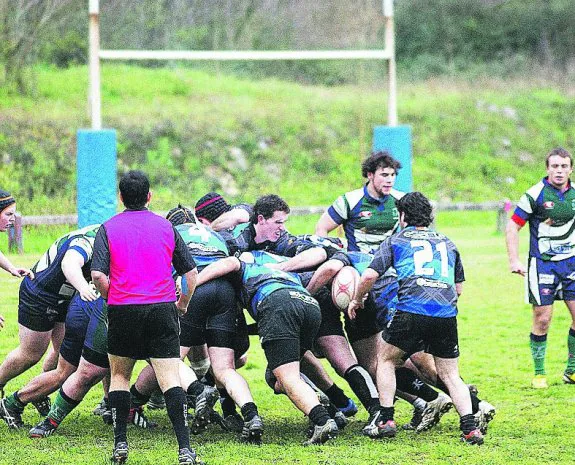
[88,0,397,129]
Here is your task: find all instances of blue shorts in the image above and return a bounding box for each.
[18,277,69,332]
[59,295,109,368]
[527,255,575,306]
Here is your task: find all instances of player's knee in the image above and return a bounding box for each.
[190,357,211,379]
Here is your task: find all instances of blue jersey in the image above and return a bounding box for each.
[237,258,306,318]
[31,225,100,297]
[369,227,464,318]
[346,251,374,274]
[175,223,229,270]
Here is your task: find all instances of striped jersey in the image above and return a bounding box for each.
[327,185,405,253]
[511,178,575,261]
[175,223,229,270]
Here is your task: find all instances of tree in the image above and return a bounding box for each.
[0,0,72,94]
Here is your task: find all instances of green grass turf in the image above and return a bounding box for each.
[0,212,573,464]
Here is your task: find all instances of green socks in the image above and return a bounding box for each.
[530,333,547,375]
[567,328,575,374]
[48,389,80,424]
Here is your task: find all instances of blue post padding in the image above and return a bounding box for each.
[77,130,117,227]
[372,125,413,192]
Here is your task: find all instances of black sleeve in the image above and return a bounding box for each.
[90,226,110,275]
[454,248,465,283]
[172,226,197,275]
[219,230,241,256]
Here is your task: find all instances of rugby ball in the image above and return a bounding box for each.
[331,266,360,311]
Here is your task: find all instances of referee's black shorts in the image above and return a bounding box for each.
[107,302,180,360]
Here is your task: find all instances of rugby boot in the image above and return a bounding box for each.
[222,412,244,433]
[128,406,158,429]
[111,441,129,464]
[190,386,219,433]
[377,419,397,438]
[304,418,338,445]
[147,391,166,410]
[337,398,358,417]
[461,428,484,445]
[240,414,264,444]
[93,397,108,416]
[31,396,51,417]
[0,397,25,429]
[402,405,425,431]
[563,371,575,384]
[474,400,496,434]
[416,392,453,433]
[178,447,205,465]
[531,374,548,389]
[362,409,383,438]
[29,417,59,438]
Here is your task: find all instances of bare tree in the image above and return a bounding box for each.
[0,0,72,93]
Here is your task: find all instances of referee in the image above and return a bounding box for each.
[91,171,201,465]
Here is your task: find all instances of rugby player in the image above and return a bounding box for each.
[348,192,484,444]
[195,252,339,445]
[506,147,575,388]
[0,223,100,425]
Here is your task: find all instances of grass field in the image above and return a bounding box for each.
[0,212,573,465]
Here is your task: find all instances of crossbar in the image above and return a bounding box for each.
[99,49,392,61]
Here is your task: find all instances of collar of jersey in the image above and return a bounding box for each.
[542,177,573,198]
[363,184,388,205]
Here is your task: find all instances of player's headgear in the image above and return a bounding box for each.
[194,192,231,223]
[396,192,434,227]
[166,204,196,226]
[0,189,15,213]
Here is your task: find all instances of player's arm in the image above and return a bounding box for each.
[305,253,348,295]
[0,251,34,279]
[210,209,250,231]
[196,256,241,287]
[348,268,380,320]
[62,249,98,302]
[315,212,339,237]
[505,219,526,276]
[91,226,110,300]
[176,268,198,316]
[274,247,328,272]
[91,270,109,300]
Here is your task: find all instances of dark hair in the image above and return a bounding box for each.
[119,170,150,210]
[194,192,231,222]
[361,151,402,178]
[545,147,572,167]
[251,194,290,224]
[166,204,196,226]
[396,192,434,227]
[0,189,15,213]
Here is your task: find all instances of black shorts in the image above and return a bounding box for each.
[180,278,238,348]
[258,288,321,370]
[60,296,109,369]
[314,287,345,339]
[18,277,69,332]
[232,310,250,358]
[344,294,381,344]
[107,302,180,360]
[383,310,460,359]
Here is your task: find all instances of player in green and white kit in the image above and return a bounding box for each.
[506,147,575,388]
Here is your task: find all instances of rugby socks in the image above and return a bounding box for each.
[164,387,190,451]
[530,333,547,375]
[4,391,26,412]
[186,380,204,408]
[395,367,439,402]
[566,328,575,374]
[324,382,350,409]
[343,365,380,413]
[219,388,238,417]
[240,402,259,422]
[379,406,394,423]
[459,413,477,435]
[109,390,130,445]
[49,388,80,424]
[129,384,150,408]
[308,404,330,427]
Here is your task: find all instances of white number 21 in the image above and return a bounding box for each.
[410,240,448,277]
